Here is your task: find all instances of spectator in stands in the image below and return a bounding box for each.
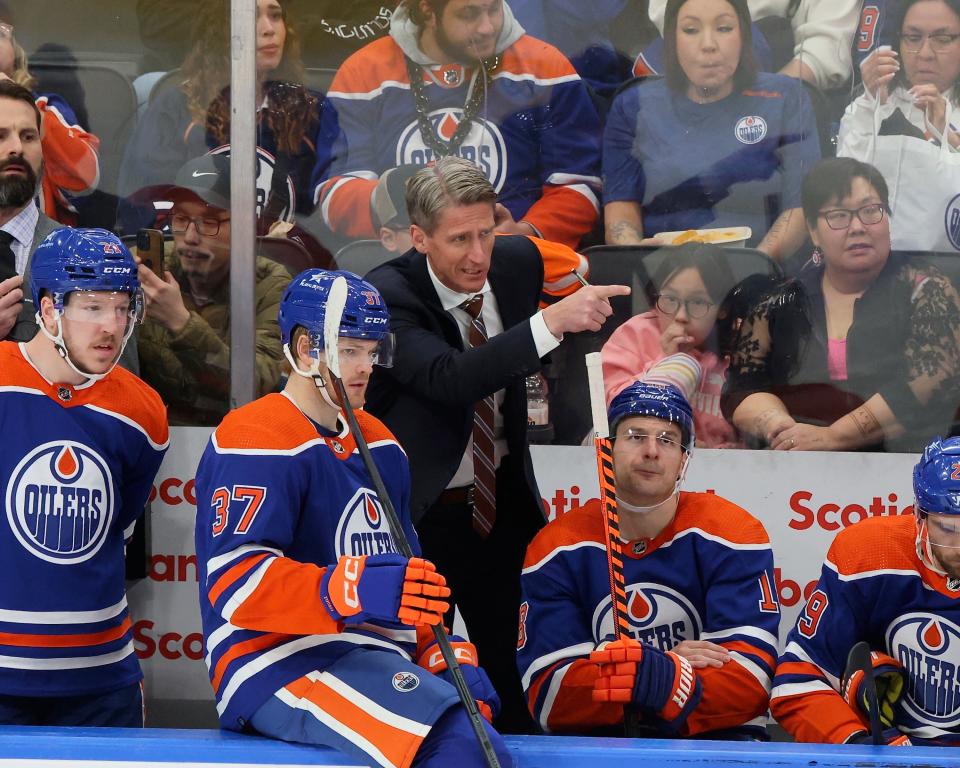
[601,243,744,447]
[722,157,960,452]
[372,164,419,255]
[0,3,100,225]
[119,0,338,236]
[136,155,290,426]
[642,0,861,91]
[837,0,960,250]
[137,0,394,71]
[603,0,821,262]
[509,0,637,100]
[315,0,603,250]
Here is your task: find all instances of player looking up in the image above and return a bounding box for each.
[0,227,168,725]
[194,269,512,768]
[519,380,778,738]
[772,437,960,746]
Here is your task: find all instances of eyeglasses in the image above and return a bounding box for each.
[0,24,12,41]
[655,293,716,319]
[171,213,230,237]
[616,428,684,451]
[818,203,885,230]
[900,32,960,53]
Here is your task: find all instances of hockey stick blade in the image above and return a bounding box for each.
[322,286,500,767]
[844,641,883,745]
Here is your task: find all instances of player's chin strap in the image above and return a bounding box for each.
[616,451,692,516]
[35,310,131,384]
[283,344,342,413]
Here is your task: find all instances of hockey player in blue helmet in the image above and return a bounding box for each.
[194,269,512,768]
[519,378,778,739]
[29,227,143,383]
[914,437,960,580]
[0,227,167,726]
[772,436,960,746]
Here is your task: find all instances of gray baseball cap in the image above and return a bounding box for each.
[371,164,422,230]
[169,154,231,210]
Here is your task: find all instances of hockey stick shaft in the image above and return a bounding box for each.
[847,641,883,745]
[332,382,501,768]
[321,277,500,768]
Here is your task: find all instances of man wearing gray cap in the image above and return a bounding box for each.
[136,154,290,425]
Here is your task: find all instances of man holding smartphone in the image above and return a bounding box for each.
[136,154,291,425]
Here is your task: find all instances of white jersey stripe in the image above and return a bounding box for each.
[221,558,275,622]
[327,81,411,101]
[729,651,772,694]
[522,541,607,575]
[217,633,412,715]
[276,686,398,768]
[0,597,127,625]
[206,543,283,577]
[307,670,432,737]
[538,660,574,733]
[0,641,134,670]
[771,679,833,699]
[701,625,779,650]
[521,642,594,691]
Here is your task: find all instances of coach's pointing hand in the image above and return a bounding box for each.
[542,284,630,336]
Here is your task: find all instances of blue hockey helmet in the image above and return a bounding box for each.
[30,228,141,312]
[608,381,695,451]
[278,269,393,365]
[914,437,960,517]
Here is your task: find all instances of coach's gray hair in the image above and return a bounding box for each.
[405,157,498,233]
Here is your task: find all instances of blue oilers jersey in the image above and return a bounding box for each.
[518,492,779,736]
[194,392,423,731]
[772,514,960,745]
[315,34,602,248]
[603,73,821,246]
[0,341,168,696]
[853,1,896,70]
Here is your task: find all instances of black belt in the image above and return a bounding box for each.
[437,484,475,506]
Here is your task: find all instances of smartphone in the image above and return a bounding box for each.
[136,228,165,277]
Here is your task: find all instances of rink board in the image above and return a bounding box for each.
[1,728,959,767]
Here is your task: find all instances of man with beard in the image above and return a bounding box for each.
[136,154,290,425]
[0,80,60,342]
[314,0,602,250]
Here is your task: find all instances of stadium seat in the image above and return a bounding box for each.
[304,67,338,94]
[546,245,783,444]
[256,236,317,276]
[334,239,394,277]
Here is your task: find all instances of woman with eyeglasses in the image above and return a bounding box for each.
[0,3,100,225]
[837,0,960,245]
[722,157,960,452]
[602,242,749,447]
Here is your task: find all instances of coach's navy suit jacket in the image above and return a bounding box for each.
[365,235,547,526]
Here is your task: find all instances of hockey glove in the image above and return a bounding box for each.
[417,635,500,723]
[320,554,450,627]
[848,728,912,746]
[590,638,702,732]
[841,651,906,729]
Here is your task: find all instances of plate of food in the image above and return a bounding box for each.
[654,226,752,247]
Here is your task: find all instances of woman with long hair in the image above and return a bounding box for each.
[119,0,337,234]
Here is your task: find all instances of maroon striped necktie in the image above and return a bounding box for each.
[460,294,496,538]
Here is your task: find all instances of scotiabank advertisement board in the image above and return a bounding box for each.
[130,429,917,705]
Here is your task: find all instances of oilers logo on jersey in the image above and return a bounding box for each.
[888,613,960,727]
[734,116,767,145]
[395,109,508,191]
[209,144,297,224]
[335,487,397,558]
[593,583,702,651]
[6,440,114,565]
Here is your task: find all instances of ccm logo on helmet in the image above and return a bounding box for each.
[365,317,387,325]
[102,267,133,274]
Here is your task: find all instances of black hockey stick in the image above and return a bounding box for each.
[323,277,502,768]
[845,641,883,745]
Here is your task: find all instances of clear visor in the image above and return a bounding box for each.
[308,331,395,369]
[61,290,143,340]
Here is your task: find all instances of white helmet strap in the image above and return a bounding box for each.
[283,343,342,412]
[36,309,127,384]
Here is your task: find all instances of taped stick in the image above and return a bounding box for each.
[323,277,501,768]
[845,641,883,745]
